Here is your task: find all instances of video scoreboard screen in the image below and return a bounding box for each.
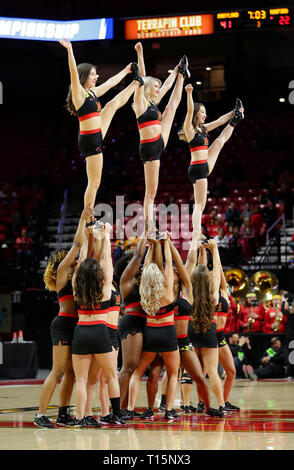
[215,7,292,32]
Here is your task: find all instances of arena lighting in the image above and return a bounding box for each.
[206,67,212,71]
[196,81,202,85]
[0,17,113,41]
[279,97,286,102]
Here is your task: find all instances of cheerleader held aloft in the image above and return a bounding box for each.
[131,62,145,87]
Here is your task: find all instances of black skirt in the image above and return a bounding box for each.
[72,324,113,355]
[188,322,218,349]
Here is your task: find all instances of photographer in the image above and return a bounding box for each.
[227,332,255,379]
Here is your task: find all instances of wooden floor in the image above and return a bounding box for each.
[0,375,294,451]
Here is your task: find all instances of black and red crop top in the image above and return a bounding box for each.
[189,132,209,153]
[215,294,229,317]
[174,293,193,321]
[57,279,74,303]
[77,294,113,325]
[124,284,145,318]
[57,279,78,319]
[146,302,176,327]
[137,101,162,130]
[76,90,101,122]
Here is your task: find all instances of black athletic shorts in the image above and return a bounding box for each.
[118,314,146,341]
[143,325,178,353]
[50,315,78,346]
[216,330,228,348]
[72,324,113,355]
[178,335,194,352]
[188,322,218,349]
[139,135,164,163]
[188,161,209,183]
[78,129,103,158]
[108,327,120,350]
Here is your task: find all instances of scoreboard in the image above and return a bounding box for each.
[124,6,293,39]
[215,7,292,32]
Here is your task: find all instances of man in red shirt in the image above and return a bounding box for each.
[263,295,288,334]
[239,293,265,333]
[15,226,34,268]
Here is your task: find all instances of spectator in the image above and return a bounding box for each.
[263,198,278,229]
[202,207,218,231]
[239,217,256,259]
[224,296,239,333]
[214,226,229,259]
[241,202,253,221]
[225,202,241,227]
[251,205,266,243]
[14,226,34,268]
[251,337,288,379]
[263,295,288,334]
[227,332,255,378]
[238,293,265,333]
[207,215,223,238]
[226,225,242,263]
[278,181,294,221]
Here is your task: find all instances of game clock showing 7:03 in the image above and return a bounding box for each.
[215,7,292,31]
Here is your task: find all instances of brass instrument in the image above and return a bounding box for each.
[250,271,279,302]
[225,268,250,313]
[248,307,255,333]
[273,303,282,332]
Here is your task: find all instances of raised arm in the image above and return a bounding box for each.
[205,239,221,303]
[169,238,192,303]
[219,265,229,301]
[163,237,174,302]
[92,63,132,98]
[135,42,146,78]
[133,43,147,116]
[56,205,93,288]
[59,39,85,111]
[183,84,195,142]
[99,223,113,288]
[120,224,148,298]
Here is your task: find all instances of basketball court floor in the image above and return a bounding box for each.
[0,373,293,451]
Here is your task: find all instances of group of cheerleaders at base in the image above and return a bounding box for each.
[34,39,245,428]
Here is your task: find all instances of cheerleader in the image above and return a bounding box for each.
[71,223,126,426]
[59,38,144,212]
[186,223,226,417]
[133,42,189,234]
[178,84,244,236]
[125,234,180,420]
[34,205,93,428]
[118,223,148,411]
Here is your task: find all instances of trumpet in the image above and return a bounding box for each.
[273,304,282,332]
[248,307,255,333]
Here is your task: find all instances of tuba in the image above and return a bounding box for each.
[250,271,279,302]
[225,268,250,313]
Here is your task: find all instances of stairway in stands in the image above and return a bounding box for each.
[246,223,293,271]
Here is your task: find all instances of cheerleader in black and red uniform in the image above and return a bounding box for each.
[71,223,126,427]
[34,205,93,428]
[133,42,189,233]
[178,84,244,239]
[186,230,226,417]
[118,223,148,411]
[59,39,144,212]
[125,234,180,420]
